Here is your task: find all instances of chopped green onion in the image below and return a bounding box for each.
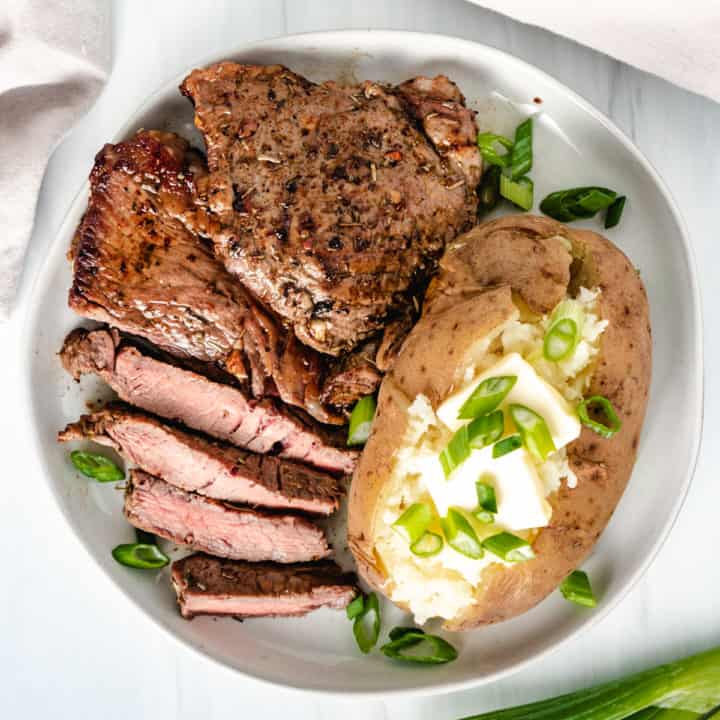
[349,592,381,654]
[135,528,156,545]
[492,434,522,458]
[543,299,585,361]
[458,375,517,419]
[509,118,533,180]
[605,195,627,228]
[560,570,597,607]
[500,174,533,210]
[393,503,433,545]
[473,509,495,524]
[111,543,169,569]
[476,481,497,513]
[468,410,505,449]
[388,626,425,642]
[478,165,502,213]
[509,404,556,462]
[540,186,617,222]
[347,395,376,446]
[439,425,470,477]
[482,532,535,562]
[577,395,622,438]
[477,132,513,168]
[441,508,483,559]
[410,531,444,557]
[70,450,124,482]
[381,630,458,664]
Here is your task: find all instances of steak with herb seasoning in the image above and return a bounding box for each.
[125,470,331,563]
[60,327,356,474]
[58,404,343,515]
[181,63,481,356]
[171,554,357,619]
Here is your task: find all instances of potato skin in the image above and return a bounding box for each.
[348,215,652,630]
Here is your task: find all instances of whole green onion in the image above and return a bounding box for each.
[347,395,376,446]
[442,508,484,559]
[577,395,622,439]
[500,174,534,211]
[493,434,522,458]
[540,186,617,222]
[392,502,433,545]
[381,629,458,664]
[543,299,585,362]
[458,376,517,419]
[410,531,444,557]
[560,570,597,608]
[460,645,720,720]
[482,532,535,562]
[348,592,381,654]
[70,450,124,482]
[605,195,627,229]
[509,404,556,462]
[477,132,514,168]
[111,543,169,569]
[509,118,533,180]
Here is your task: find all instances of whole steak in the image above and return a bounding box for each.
[181,64,481,355]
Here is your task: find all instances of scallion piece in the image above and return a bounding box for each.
[388,626,425,642]
[477,132,514,168]
[381,630,458,665]
[605,195,627,229]
[478,165,502,213]
[70,450,124,482]
[560,570,597,608]
[500,174,533,210]
[347,395,376,446]
[346,594,365,620]
[540,186,617,222]
[476,481,497,513]
[111,543,169,569]
[439,425,470,478]
[441,508,483,559]
[577,395,622,438]
[509,404,556,462]
[468,410,505,449]
[509,118,532,180]
[392,503,433,545]
[482,532,535,562]
[543,299,585,362]
[410,531,444,557]
[458,375,517,420]
[492,434,521,458]
[349,592,381,654]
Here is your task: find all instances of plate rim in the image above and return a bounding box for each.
[22,28,704,699]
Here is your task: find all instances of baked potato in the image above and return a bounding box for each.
[348,214,651,630]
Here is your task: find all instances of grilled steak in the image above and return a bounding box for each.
[181,63,480,356]
[171,554,357,619]
[125,470,330,562]
[58,405,343,515]
[68,130,343,424]
[60,327,356,474]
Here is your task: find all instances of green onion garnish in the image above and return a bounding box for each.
[441,508,484,559]
[500,174,533,210]
[482,532,535,562]
[560,570,597,608]
[439,424,470,478]
[577,395,622,438]
[605,195,627,228]
[477,132,514,168]
[476,480,497,513]
[388,626,424,642]
[392,502,433,545]
[111,543,169,569]
[492,434,522,458]
[509,404,556,462]
[458,375,517,419]
[410,531,444,557]
[540,186,617,222]
[509,118,532,180]
[70,450,124,482]
[347,395,376,446]
[478,165,502,214]
[543,299,585,362]
[348,592,381,654]
[468,410,505,449]
[381,629,458,665]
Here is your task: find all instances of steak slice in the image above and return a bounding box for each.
[60,327,357,474]
[68,129,342,424]
[171,554,357,619]
[125,470,330,563]
[181,63,480,356]
[58,405,343,515]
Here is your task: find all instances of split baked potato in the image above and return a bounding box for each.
[348,214,651,630]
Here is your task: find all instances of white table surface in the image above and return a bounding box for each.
[2,0,719,717]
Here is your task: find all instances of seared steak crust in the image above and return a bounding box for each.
[58,404,343,515]
[181,63,480,355]
[171,553,357,619]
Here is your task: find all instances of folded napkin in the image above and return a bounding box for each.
[0,0,110,319]
[475,0,720,103]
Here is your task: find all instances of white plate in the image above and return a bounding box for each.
[24,30,702,697]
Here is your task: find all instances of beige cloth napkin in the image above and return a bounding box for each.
[0,0,110,319]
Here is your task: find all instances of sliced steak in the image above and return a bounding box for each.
[125,470,330,563]
[171,554,357,619]
[68,129,342,424]
[181,63,480,356]
[60,327,356,474]
[58,405,343,515]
